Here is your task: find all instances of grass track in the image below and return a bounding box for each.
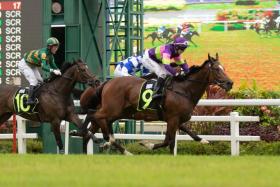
[1,154,280,187]
[144,29,280,90]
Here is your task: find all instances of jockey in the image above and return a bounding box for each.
[157,25,166,37]
[18,37,61,105]
[143,37,189,99]
[114,56,149,77]
[177,22,191,34]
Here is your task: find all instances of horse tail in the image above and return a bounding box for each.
[91,81,108,108]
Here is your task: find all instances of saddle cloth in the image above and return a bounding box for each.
[137,79,159,111]
[13,88,39,114]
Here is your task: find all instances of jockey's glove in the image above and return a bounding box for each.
[51,69,62,76]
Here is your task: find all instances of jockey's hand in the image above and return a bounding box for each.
[53,69,62,76]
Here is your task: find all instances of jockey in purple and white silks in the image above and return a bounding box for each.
[143,37,189,98]
[114,56,150,77]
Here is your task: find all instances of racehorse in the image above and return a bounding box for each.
[168,31,200,47]
[145,28,176,45]
[0,59,96,153]
[76,54,233,154]
[252,18,279,36]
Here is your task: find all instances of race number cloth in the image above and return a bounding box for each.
[13,88,37,114]
[137,79,158,111]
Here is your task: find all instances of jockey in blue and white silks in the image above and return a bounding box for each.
[114,56,150,77]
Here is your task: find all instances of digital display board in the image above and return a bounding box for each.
[0,0,42,86]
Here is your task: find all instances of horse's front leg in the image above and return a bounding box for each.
[179,123,209,144]
[67,111,91,137]
[99,120,133,156]
[189,39,197,47]
[141,117,179,154]
[51,119,64,154]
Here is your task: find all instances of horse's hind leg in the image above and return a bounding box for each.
[179,123,209,144]
[0,113,13,124]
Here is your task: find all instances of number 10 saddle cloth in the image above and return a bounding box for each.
[13,88,39,114]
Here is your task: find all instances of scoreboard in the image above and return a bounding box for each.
[0,0,42,86]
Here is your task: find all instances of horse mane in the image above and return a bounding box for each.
[60,62,75,74]
[172,59,211,82]
[187,59,210,76]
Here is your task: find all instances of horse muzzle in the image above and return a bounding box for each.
[221,80,233,92]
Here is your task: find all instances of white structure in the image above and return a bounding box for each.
[0,116,38,154]
[63,112,260,156]
[67,99,280,156]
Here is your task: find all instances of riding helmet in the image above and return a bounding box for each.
[173,37,188,50]
[47,37,60,47]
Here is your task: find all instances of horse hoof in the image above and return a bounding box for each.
[69,130,86,137]
[69,130,78,136]
[124,150,133,156]
[200,139,209,144]
[140,142,154,150]
[59,149,65,154]
[100,142,111,150]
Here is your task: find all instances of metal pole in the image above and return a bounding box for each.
[12,114,17,153]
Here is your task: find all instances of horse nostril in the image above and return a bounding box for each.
[227,81,233,88]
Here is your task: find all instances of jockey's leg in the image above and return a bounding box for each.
[26,85,36,105]
[152,76,165,99]
[18,58,38,105]
[152,65,168,99]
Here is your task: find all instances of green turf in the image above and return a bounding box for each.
[144,27,280,90]
[0,154,280,187]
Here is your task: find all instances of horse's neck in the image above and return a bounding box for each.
[51,72,76,95]
[177,68,209,105]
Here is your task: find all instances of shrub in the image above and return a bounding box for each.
[235,0,260,5]
[0,140,43,153]
[125,141,280,155]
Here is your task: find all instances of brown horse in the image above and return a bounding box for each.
[0,59,96,153]
[78,54,233,154]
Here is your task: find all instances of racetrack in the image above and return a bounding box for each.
[144,29,280,90]
[1,154,280,187]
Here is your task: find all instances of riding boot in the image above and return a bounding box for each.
[152,77,165,99]
[26,85,35,105]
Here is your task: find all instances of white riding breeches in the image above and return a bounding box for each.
[114,64,131,77]
[142,50,171,79]
[18,58,43,86]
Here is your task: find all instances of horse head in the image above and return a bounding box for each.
[206,53,233,91]
[61,59,98,87]
[191,31,200,36]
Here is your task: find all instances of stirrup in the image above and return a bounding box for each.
[152,93,163,99]
[26,99,35,105]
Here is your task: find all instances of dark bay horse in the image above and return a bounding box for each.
[0,59,96,153]
[78,54,233,154]
[145,28,176,45]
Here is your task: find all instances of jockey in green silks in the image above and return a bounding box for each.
[18,37,61,105]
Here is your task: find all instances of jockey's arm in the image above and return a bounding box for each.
[40,53,51,72]
[162,54,177,76]
[49,57,58,70]
[174,56,189,73]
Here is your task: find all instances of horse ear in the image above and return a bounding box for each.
[216,53,219,61]
[208,53,211,60]
[72,58,76,64]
